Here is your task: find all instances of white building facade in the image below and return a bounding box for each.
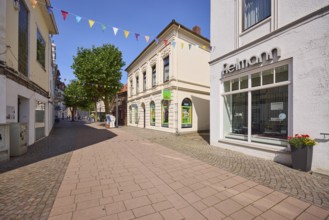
[0,0,58,145]
[126,20,210,133]
[210,0,329,172]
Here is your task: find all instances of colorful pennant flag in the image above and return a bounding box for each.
[189,44,192,50]
[155,38,159,44]
[61,10,68,21]
[145,36,150,43]
[135,33,140,41]
[47,6,53,14]
[171,41,176,48]
[113,27,119,36]
[164,39,168,45]
[88,20,95,28]
[181,42,184,49]
[76,16,82,23]
[101,24,106,31]
[124,30,130,39]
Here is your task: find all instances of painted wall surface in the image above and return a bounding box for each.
[210,5,329,171]
[4,0,51,91]
[127,24,210,133]
[0,76,6,123]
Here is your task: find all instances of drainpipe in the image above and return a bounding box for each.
[175,25,181,135]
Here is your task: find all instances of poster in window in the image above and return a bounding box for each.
[162,101,169,127]
[150,103,155,126]
[181,99,192,128]
[6,106,15,121]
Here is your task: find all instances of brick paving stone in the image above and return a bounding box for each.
[122,126,329,211]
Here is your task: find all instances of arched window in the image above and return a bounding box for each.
[161,100,169,127]
[150,101,155,126]
[129,105,132,123]
[181,98,192,128]
[134,106,138,124]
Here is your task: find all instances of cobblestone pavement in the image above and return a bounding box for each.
[0,121,116,220]
[121,127,329,211]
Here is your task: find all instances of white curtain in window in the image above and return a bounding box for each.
[244,0,271,30]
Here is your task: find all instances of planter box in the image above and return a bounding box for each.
[291,146,313,172]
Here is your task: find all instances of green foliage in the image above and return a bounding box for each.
[288,134,317,148]
[63,80,91,110]
[71,44,125,113]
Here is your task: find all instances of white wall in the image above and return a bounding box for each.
[210,9,329,170]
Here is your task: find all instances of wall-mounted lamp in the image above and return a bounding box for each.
[13,0,20,10]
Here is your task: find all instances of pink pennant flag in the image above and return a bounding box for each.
[124,30,130,39]
[145,36,150,43]
[61,10,68,21]
[164,39,168,45]
[135,33,140,41]
[88,20,95,28]
[113,27,119,36]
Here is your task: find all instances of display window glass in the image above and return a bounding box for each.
[222,64,290,147]
[181,98,192,128]
[161,100,169,127]
[150,101,155,126]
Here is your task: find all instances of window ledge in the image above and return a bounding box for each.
[240,17,271,37]
[218,138,290,153]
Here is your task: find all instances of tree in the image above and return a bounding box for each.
[71,44,125,114]
[63,80,91,121]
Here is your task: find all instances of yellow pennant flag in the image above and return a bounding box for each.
[202,45,207,50]
[88,20,95,28]
[124,30,130,39]
[181,42,184,49]
[145,36,150,43]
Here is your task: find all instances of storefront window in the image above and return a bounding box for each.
[161,100,169,127]
[222,63,290,147]
[181,98,192,128]
[150,101,155,126]
[224,92,248,141]
[251,86,288,146]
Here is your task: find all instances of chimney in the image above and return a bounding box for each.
[192,26,201,35]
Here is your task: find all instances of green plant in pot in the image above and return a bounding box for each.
[288,134,316,172]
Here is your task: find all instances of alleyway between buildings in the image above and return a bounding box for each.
[0,121,328,220]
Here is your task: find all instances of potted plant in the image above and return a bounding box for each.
[288,134,316,172]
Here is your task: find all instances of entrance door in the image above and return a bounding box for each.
[141,103,146,128]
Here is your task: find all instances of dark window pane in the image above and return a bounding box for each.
[244,0,271,30]
[275,65,288,83]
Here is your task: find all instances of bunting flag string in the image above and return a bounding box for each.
[33,0,214,51]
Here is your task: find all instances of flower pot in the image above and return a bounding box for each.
[291,145,313,172]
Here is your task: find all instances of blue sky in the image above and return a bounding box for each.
[51,0,210,85]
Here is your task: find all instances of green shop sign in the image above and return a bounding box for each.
[162,89,171,100]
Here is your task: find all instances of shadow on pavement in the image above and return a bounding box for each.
[0,120,117,173]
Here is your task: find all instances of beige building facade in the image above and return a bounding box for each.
[0,0,58,146]
[126,20,210,133]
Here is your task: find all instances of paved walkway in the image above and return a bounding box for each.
[1,122,329,219]
[48,125,329,220]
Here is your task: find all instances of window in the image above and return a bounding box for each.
[161,100,169,127]
[181,98,192,128]
[163,56,169,82]
[129,105,132,123]
[150,101,155,126]
[136,76,139,94]
[223,64,289,147]
[18,0,29,76]
[134,106,138,124]
[130,80,133,96]
[244,0,271,30]
[143,72,146,91]
[37,29,46,68]
[152,65,156,87]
